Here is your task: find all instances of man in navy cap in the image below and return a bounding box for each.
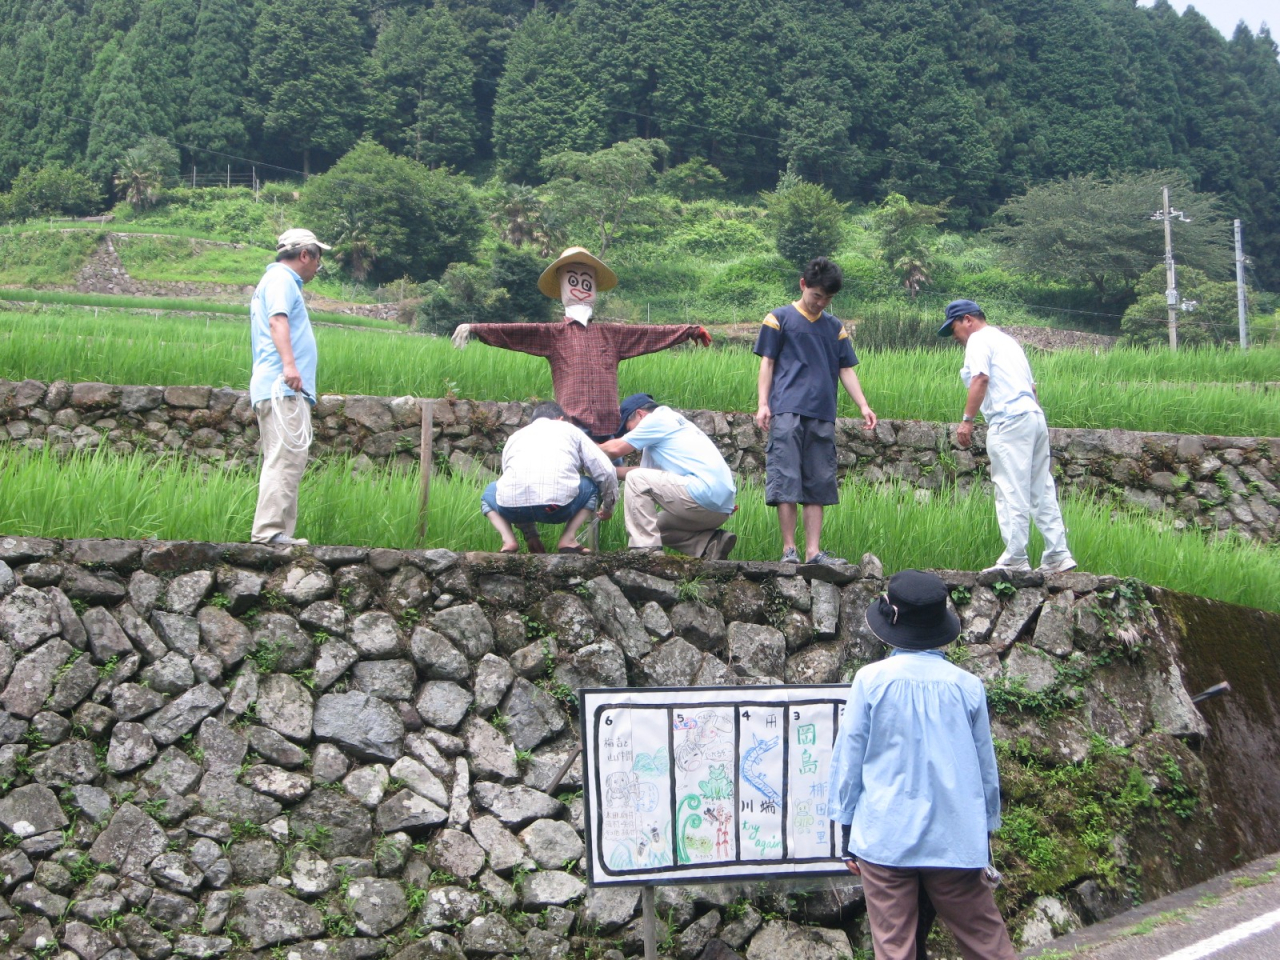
[597,394,737,560]
[938,300,1076,577]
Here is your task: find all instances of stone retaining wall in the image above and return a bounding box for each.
[2,536,1276,959]
[3,378,1277,543]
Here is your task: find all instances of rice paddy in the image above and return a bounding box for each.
[1,446,1275,615]
[1,306,1277,436]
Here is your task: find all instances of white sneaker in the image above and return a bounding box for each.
[1037,556,1078,575]
[269,534,309,546]
[980,561,1031,577]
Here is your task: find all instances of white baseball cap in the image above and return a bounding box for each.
[276,228,332,252]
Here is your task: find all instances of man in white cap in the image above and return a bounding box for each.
[938,299,1076,577]
[453,246,711,552]
[248,228,331,545]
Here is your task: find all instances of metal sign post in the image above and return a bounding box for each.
[642,886,657,960]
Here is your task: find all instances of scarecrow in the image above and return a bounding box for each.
[452,246,711,441]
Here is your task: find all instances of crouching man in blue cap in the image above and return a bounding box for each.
[597,394,737,560]
[828,569,1016,960]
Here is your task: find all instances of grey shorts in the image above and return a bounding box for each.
[765,413,839,506]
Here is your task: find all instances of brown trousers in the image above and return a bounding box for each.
[858,860,1017,960]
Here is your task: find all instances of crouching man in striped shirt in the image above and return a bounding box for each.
[481,402,619,555]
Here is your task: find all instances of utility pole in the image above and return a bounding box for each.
[1162,186,1178,351]
[1152,186,1191,351]
[1235,219,1248,351]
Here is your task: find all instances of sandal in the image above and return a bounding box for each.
[557,545,592,554]
[499,544,520,554]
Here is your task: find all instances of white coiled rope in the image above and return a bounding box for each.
[270,374,313,453]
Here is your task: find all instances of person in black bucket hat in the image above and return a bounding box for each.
[827,570,1016,960]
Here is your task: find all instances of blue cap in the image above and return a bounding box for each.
[617,393,656,437]
[938,299,983,337]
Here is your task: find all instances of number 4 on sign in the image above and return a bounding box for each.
[742,710,750,720]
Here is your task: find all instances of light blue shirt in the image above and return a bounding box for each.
[622,406,736,514]
[249,262,317,406]
[827,649,1002,869]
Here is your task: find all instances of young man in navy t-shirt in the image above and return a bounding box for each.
[753,257,877,565]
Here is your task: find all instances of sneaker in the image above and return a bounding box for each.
[268,534,309,546]
[1037,556,1078,576]
[805,550,849,566]
[703,531,737,561]
[780,547,801,564]
[980,561,1031,578]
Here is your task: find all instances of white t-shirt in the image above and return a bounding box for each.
[960,326,1041,424]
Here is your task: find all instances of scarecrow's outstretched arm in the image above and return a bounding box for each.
[463,323,556,358]
[608,323,708,360]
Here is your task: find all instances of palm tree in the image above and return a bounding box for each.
[490,183,539,248]
[331,213,377,282]
[113,136,179,211]
[894,252,932,300]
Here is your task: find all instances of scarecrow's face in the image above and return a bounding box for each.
[560,264,597,320]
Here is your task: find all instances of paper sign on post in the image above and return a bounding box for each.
[580,685,851,886]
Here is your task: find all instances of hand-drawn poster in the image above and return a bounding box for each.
[581,685,850,886]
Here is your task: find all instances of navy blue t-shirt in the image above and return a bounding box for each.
[753,302,858,422]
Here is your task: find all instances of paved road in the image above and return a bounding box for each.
[1020,853,1280,960]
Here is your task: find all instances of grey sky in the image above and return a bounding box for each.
[1138,1,1274,40]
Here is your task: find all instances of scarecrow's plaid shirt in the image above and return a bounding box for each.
[469,318,704,438]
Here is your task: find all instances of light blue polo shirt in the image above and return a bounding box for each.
[249,262,317,406]
[622,406,736,514]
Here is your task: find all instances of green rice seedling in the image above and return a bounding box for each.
[1,447,1276,613]
[2,307,1278,433]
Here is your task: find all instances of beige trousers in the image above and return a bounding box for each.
[623,468,731,557]
[857,860,1017,960]
[252,397,312,543]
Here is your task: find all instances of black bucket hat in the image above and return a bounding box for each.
[864,570,961,650]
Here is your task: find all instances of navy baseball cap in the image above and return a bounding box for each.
[616,393,656,437]
[937,299,983,337]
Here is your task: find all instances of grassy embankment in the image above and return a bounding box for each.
[2,307,1277,436]
[0,291,401,331]
[1,189,1122,331]
[0,446,1275,614]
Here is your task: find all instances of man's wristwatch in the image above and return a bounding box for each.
[961,414,975,422]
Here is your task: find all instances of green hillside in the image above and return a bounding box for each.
[0,0,1278,292]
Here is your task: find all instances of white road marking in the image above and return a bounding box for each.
[1156,907,1280,960]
